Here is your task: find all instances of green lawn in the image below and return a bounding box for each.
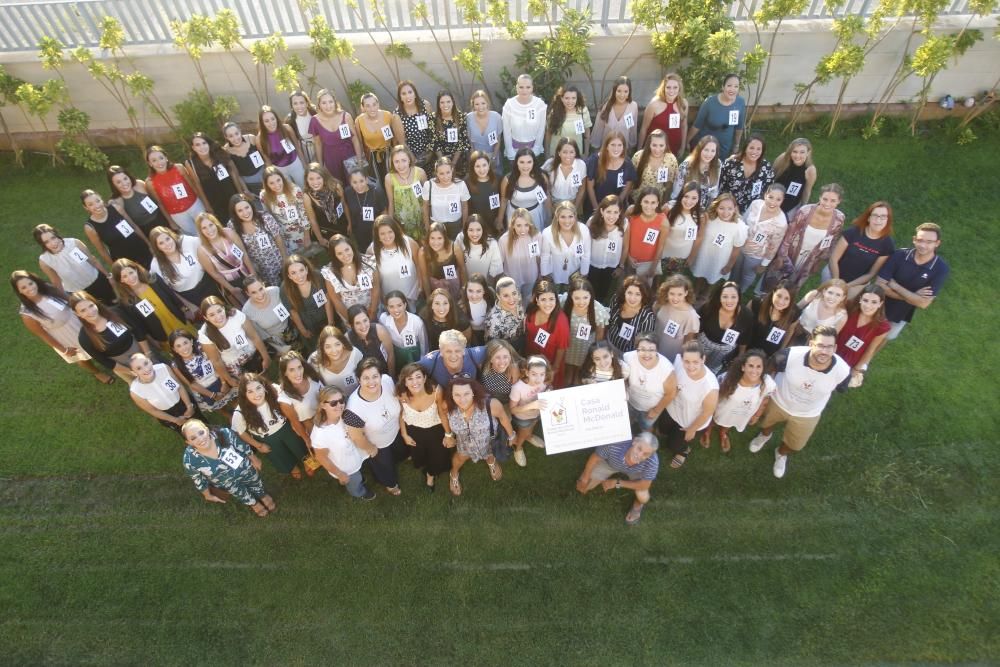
[1,131,997,666]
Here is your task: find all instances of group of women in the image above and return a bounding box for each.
[13,71,900,516]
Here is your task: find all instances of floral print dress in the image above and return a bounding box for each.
[263,185,310,254]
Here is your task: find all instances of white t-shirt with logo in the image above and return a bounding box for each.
[623,350,673,411]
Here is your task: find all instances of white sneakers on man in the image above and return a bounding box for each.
[773,449,788,478]
[748,432,772,453]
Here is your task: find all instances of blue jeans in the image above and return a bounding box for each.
[344,470,368,498]
[628,404,656,433]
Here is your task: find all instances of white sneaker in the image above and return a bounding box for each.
[527,435,545,449]
[773,449,788,478]
[514,447,527,467]
[749,432,772,453]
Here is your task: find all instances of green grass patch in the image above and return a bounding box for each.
[1,135,997,665]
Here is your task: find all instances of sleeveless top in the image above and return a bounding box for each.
[266,131,297,168]
[129,363,183,410]
[119,192,167,236]
[375,244,421,302]
[86,207,153,267]
[775,161,809,213]
[348,325,388,372]
[20,296,90,361]
[149,165,199,214]
[395,107,434,157]
[388,172,425,242]
[39,239,98,292]
[307,188,349,239]
[228,136,267,183]
[204,237,251,284]
[447,404,495,461]
[650,101,685,155]
[402,398,442,428]
[189,157,239,218]
[358,109,394,153]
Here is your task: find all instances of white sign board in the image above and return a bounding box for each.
[539,379,632,455]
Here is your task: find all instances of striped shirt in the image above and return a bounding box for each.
[595,441,660,481]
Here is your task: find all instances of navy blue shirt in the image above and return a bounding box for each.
[691,95,746,158]
[878,248,949,323]
[837,227,896,283]
[418,346,486,386]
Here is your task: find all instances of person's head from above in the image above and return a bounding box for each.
[438,329,468,367]
[680,339,707,376]
[808,326,838,366]
[913,222,942,256]
[634,333,659,367]
[625,431,659,466]
[181,419,213,448]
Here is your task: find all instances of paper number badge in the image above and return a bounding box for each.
[381,125,394,141]
[721,328,740,345]
[338,124,352,139]
[533,328,550,348]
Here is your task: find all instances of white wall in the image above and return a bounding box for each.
[0,16,997,142]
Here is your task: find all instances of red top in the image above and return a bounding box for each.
[650,101,684,155]
[149,165,199,214]
[627,213,666,264]
[836,310,890,368]
[525,310,570,387]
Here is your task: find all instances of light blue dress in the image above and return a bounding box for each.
[466,111,503,169]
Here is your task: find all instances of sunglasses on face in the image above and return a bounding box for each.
[324,398,346,406]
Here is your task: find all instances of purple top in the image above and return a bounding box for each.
[267,132,296,168]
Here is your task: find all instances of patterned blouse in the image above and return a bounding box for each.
[484,304,525,349]
[321,255,378,312]
[606,298,656,357]
[182,428,265,506]
[397,107,435,158]
[432,116,472,156]
[262,185,310,254]
[719,156,775,213]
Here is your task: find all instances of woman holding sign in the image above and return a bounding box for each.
[128,352,201,432]
[181,420,275,517]
[761,183,846,294]
[310,89,365,186]
[144,146,206,236]
[222,122,267,194]
[107,165,169,237]
[82,189,153,270]
[281,254,335,341]
[111,258,193,348]
[466,90,503,171]
[321,235,379,324]
[639,73,688,158]
[687,73,746,159]
[562,277,609,387]
[394,81,437,172]
[772,138,817,216]
[186,132,248,219]
[226,194,288,287]
[198,296,269,386]
[12,271,114,384]
[524,280,570,387]
[697,281,752,374]
[256,105,306,188]
[34,224,116,306]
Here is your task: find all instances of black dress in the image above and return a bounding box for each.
[86,207,153,268]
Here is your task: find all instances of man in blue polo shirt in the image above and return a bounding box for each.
[877,222,949,340]
[576,433,660,526]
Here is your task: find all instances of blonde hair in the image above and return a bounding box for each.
[505,208,539,255]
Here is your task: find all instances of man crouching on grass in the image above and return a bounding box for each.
[576,432,660,526]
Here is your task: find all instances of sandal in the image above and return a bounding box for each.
[670,447,691,469]
[625,505,643,526]
[251,503,269,517]
[720,433,731,454]
[449,474,462,496]
[487,460,503,481]
[95,373,116,385]
[700,431,711,449]
[290,467,303,480]
[260,495,276,511]
[386,485,402,496]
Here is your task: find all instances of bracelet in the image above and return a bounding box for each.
[615,480,622,489]
[443,432,455,438]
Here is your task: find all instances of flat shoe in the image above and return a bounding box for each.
[449,475,462,496]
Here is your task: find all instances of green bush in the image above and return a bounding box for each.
[172,89,239,142]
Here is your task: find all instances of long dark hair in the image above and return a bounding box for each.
[443,377,488,412]
[756,280,799,330]
[563,277,598,328]
[546,84,586,136]
[199,296,235,351]
[599,75,632,123]
[460,273,496,317]
[371,216,410,267]
[504,147,547,201]
[168,329,204,383]
[326,235,364,282]
[718,349,769,400]
[848,284,887,327]
[587,194,624,240]
[526,279,560,331]
[580,340,625,381]
[188,132,231,176]
[148,226,182,284]
[635,129,669,182]
[278,349,323,400]
[106,164,142,199]
[11,270,68,319]
[68,291,127,352]
[466,151,499,194]
[237,373,283,434]
[422,287,461,328]
[613,275,651,311]
[281,254,323,315]
[703,280,743,320]
[667,181,703,227]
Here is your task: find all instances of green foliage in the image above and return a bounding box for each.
[956,127,977,144]
[56,137,109,171]
[212,9,243,51]
[347,80,372,106]
[15,80,66,118]
[172,89,239,141]
[753,0,810,25]
[274,55,307,93]
[97,16,127,51]
[37,36,65,70]
[499,7,594,104]
[170,14,216,60]
[250,34,285,66]
[0,65,25,103]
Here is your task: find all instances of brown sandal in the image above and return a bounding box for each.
[260,495,276,511]
[449,474,462,496]
[251,502,269,517]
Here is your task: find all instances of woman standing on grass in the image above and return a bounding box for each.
[621,186,668,287]
[672,136,722,210]
[772,138,817,216]
[128,351,201,432]
[257,105,306,188]
[82,189,153,269]
[310,386,377,500]
[195,213,254,302]
[687,73,745,160]
[144,146,206,236]
[541,201,591,290]
[524,279,570,387]
[719,134,774,214]
[419,221,467,303]
[241,276,295,355]
[285,90,317,165]
[731,183,787,294]
[107,165,169,237]
[702,349,774,453]
[276,350,323,474]
[303,163,351,242]
[310,89,365,186]
[456,216,504,285]
[653,273,700,363]
[307,325,363,395]
[836,284,891,388]
[71,290,152,381]
[498,208,543,305]
[697,280,752,374]
[824,201,896,299]
[198,296,270,386]
[148,227,235,309]
[346,304,395,376]
[233,373,310,479]
[34,223,116,306]
[606,276,656,358]
[182,419,276,517]
[380,291,428,367]
[431,90,472,171]
[282,254,335,342]
[397,363,453,492]
[169,329,238,419]
[260,166,319,255]
[501,74,547,161]
[322,234,379,324]
[444,377,513,495]
[111,258,194,349]
[586,195,625,303]
[656,340,718,470]
[343,357,406,496]
[790,278,849,345]
[369,216,423,309]
[562,277,608,387]
[12,270,115,384]
[186,132,249,220]
[746,281,799,357]
[384,145,429,243]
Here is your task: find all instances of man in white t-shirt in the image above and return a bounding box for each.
[622,333,677,433]
[748,325,850,478]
